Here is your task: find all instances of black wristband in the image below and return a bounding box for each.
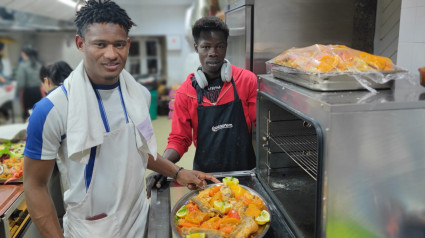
[174,167,184,180]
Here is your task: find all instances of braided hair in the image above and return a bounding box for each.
[39,61,73,86]
[74,0,136,39]
[192,16,229,44]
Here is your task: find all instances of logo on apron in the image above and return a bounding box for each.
[211,123,233,132]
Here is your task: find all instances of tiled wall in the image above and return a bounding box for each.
[397,0,425,77]
[375,0,401,63]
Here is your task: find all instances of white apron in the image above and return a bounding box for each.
[64,122,149,238]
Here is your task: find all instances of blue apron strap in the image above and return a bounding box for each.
[61,85,68,100]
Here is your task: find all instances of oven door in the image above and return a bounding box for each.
[225,0,253,71]
[256,90,324,238]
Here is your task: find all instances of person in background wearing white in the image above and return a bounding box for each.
[23,1,219,238]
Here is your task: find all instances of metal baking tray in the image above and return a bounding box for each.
[270,64,406,91]
[147,170,294,238]
[171,183,271,238]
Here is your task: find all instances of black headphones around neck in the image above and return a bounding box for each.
[193,59,232,89]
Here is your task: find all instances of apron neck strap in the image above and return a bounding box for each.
[191,76,238,104]
[191,75,204,104]
[230,78,239,101]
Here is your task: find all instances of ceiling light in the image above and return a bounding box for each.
[58,0,77,8]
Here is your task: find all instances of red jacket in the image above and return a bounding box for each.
[166,65,257,157]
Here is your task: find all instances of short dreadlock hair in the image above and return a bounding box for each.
[192,16,229,44]
[74,0,136,39]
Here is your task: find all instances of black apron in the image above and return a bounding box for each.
[192,78,256,173]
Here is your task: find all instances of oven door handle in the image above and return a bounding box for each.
[229,27,245,36]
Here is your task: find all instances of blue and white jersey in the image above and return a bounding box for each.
[24,80,151,206]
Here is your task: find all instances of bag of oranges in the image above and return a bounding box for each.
[270,44,395,73]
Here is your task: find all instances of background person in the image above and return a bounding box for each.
[0,42,7,85]
[23,1,219,238]
[39,61,73,95]
[0,42,12,123]
[16,44,43,120]
[146,16,257,197]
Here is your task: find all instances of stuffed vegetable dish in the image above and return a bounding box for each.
[0,140,25,184]
[173,177,271,238]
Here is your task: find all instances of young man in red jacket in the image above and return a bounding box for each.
[147,16,257,196]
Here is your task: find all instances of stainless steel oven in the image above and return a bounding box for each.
[256,74,425,237]
[147,73,425,238]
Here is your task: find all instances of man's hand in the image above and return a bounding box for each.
[175,169,220,190]
[145,172,168,199]
[146,153,219,195]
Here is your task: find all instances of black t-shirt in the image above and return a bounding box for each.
[202,77,224,103]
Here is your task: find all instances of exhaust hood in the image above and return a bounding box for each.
[0,7,75,31]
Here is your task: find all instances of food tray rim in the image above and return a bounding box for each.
[270,66,395,91]
[268,62,408,76]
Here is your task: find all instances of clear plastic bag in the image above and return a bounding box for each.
[267,44,416,93]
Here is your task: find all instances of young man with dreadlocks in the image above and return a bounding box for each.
[23,1,219,237]
[146,16,257,196]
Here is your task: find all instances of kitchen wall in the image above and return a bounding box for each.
[48,3,195,86]
[250,0,361,74]
[37,32,82,67]
[374,0,401,63]
[7,0,423,87]
[124,3,194,86]
[397,0,425,78]
[1,3,194,86]
[0,31,80,75]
